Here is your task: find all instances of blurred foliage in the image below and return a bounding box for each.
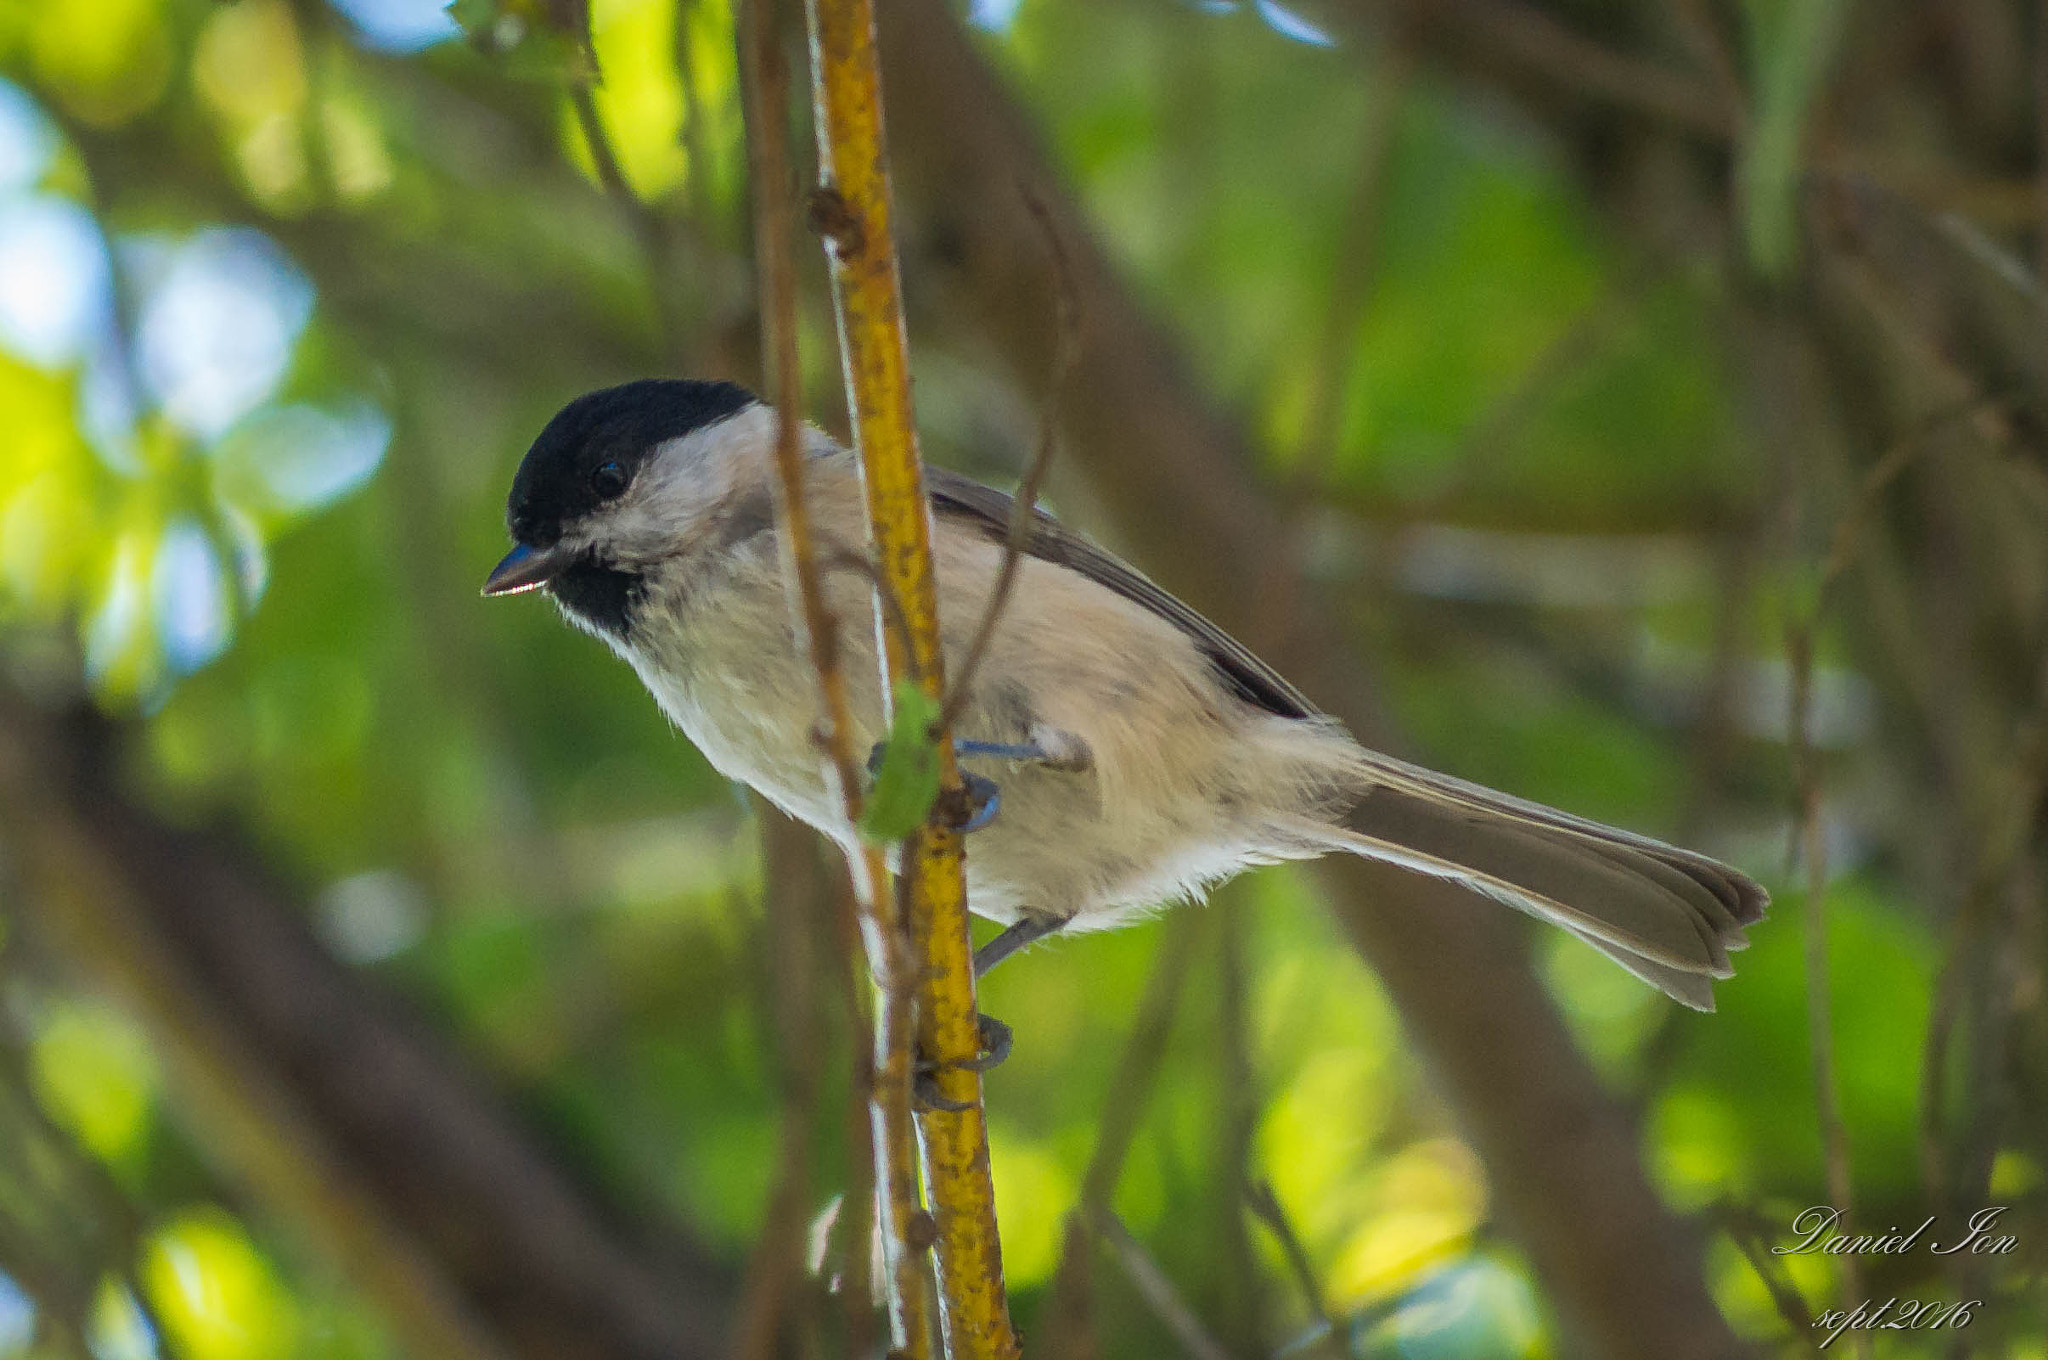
[0,0,2042,1357]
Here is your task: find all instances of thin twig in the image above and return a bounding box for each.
[727,809,827,1360]
[738,0,933,1350]
[1714,1203,1821,1353]
[935,191,1077,735]
[1037,914,1207,1356]
[1785,597,1863,1360]
[568,33,695,366]
[819,548,917,660]
[569,82,637,209]
[1924,635,2048,1310]
[1242,1181,1346,1360]
[1777,398,1998,1257]
[1210,892,1265,1351]
[1090,1209,1235,1360]
[1285,45,1410,506]
[1781,397,1994,1360]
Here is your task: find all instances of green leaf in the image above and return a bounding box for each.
[858,682,943,843]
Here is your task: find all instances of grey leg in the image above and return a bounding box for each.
[973,913,1068,977]
[913,914,1068,1110]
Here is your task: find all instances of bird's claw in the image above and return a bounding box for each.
[953,771,1000,833]
[863,743,1001,834]
[912,1013,1013,1111]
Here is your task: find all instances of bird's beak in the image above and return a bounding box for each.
[482,543,573,597]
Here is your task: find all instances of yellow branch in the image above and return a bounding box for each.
[737,3,934,1353]
[801,1,1021,1356]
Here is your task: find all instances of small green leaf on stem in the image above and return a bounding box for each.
[859,682,943,842]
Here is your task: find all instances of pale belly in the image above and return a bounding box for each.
[606,564,1341,930]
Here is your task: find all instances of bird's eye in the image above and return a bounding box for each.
[590,460,628,499]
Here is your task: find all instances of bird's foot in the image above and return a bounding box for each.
[912,1012,1013,1112]
[861,741,1003,833]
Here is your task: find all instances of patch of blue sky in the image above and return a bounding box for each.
[249,402,392,511]
[328,0,461,52]
[0,195,112,368]
[1254,0,1335,46]
[79,317,144,472]
[0,80,55,194]
[968,0,1023,30]
[87,1283,160,1360]
[0,1272,33,1354]
[132,228,315,444]
[1376,1258,1541,1359]
[153,519,232,674]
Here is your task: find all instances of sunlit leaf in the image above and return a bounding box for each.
[142,1209,300,1360]
[28,1001,158,1171]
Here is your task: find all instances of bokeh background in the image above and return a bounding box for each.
[1,0,2045,1356]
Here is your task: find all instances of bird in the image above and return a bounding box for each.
[485,378,1766,1027]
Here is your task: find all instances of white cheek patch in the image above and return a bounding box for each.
[561,405,772,563]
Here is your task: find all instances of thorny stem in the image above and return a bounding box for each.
[738,0,934,1353]
[801,0,1020,1355]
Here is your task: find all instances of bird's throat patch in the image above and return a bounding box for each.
[549,558,644,639]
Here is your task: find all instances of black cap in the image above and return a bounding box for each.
[506,379,757,546]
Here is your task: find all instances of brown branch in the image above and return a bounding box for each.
[0,688,730,1360]
[737,1,934,1350]
[725,806,831,1360]
[801,0,1020,1355]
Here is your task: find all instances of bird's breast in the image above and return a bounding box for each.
[625,566,871,833]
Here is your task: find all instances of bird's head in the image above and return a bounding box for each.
[483,379,770,638]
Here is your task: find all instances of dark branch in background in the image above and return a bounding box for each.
[1780,396,1985,1333]
[874,5,1748,1356]
[0,684,732,1360]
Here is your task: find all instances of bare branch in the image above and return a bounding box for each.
[801,0,1021,1352]
[738,0,934,1349]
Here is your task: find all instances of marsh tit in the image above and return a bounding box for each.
[485,380,1765,1010]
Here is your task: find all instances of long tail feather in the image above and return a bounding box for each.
[1280,759,1767,1011]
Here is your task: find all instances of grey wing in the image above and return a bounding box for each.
[925,466,1319,720]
